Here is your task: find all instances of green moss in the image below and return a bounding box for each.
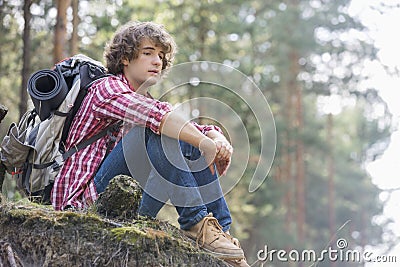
[111,226,147,244]
[132,216,160,229]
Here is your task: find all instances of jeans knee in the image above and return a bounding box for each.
[147,134,180,164]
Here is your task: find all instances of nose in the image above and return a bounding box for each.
[152,55,162,67]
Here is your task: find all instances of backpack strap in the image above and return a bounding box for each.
[33,121,122,171]
[59,74,112,153]
[62,120,123,161]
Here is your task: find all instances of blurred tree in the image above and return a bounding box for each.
[326,112,336,253]
[0,0,23,133]
[70,0,79,55]
[54,0,70,63]
[19,0,32,119]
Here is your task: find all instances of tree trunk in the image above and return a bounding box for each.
[327,113,336,267]
[290,48,306,265]
[54,0,71,63]
[196,5,208,125]
[19,0,32,120]
[70,0,79,55]
[281,74,295,248]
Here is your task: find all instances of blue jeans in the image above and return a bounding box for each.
[93,126,232,231]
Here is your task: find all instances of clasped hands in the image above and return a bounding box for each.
[199,137,233,176]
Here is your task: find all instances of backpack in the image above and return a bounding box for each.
[1,54,120,203]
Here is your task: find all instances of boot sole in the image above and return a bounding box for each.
[183,230,244,260]
[201,246,245,260]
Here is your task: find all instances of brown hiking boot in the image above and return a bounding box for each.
[183,215,245,260]
[224,258,251,267]
[224,232,250,267]
[225,232,240,247]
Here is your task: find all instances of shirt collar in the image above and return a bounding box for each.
[118,73,136,92]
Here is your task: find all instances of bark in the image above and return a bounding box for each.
[289,46,306,267]
[0,175,228,267]
[293,66,306,247]
[327,113,337,267]
[70,0,79,55]
[283,77,294,238]
[19,0,32,120]
[54,0,71,63]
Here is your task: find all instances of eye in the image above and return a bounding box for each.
[143,52,151,56]
[159,51,166,60]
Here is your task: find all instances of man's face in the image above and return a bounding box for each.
[122,38,165,93]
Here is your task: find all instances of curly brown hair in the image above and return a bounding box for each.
[104,21,177,75]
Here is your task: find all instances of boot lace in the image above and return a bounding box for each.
[196,216,226,247]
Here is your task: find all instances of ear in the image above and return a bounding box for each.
[121,58,129,66]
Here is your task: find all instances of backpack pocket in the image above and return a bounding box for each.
[1,122,34,172]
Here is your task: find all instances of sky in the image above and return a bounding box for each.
[348,0,400,266]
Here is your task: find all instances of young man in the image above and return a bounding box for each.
[51,21,248,265]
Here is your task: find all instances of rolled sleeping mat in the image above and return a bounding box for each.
[27,67,68,121]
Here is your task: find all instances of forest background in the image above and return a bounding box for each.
[0,0,398,266]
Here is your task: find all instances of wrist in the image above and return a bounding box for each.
[213,137,229,143]
[198,137,215,154]
[207,131,228,142]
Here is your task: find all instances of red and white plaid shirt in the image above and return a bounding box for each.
[51,74,221,210]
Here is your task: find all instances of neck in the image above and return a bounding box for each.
[135,84,149,95]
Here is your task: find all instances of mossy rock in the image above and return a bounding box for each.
[95,175,142,220]
[0,175,229,266]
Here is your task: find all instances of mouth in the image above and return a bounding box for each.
[148,70,160,75]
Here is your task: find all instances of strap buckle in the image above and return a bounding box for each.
[51,156,64,172]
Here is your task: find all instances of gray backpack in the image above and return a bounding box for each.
[1,54,120,203]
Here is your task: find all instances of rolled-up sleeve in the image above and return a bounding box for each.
[92,76,172,134]
[191,121,223,136]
